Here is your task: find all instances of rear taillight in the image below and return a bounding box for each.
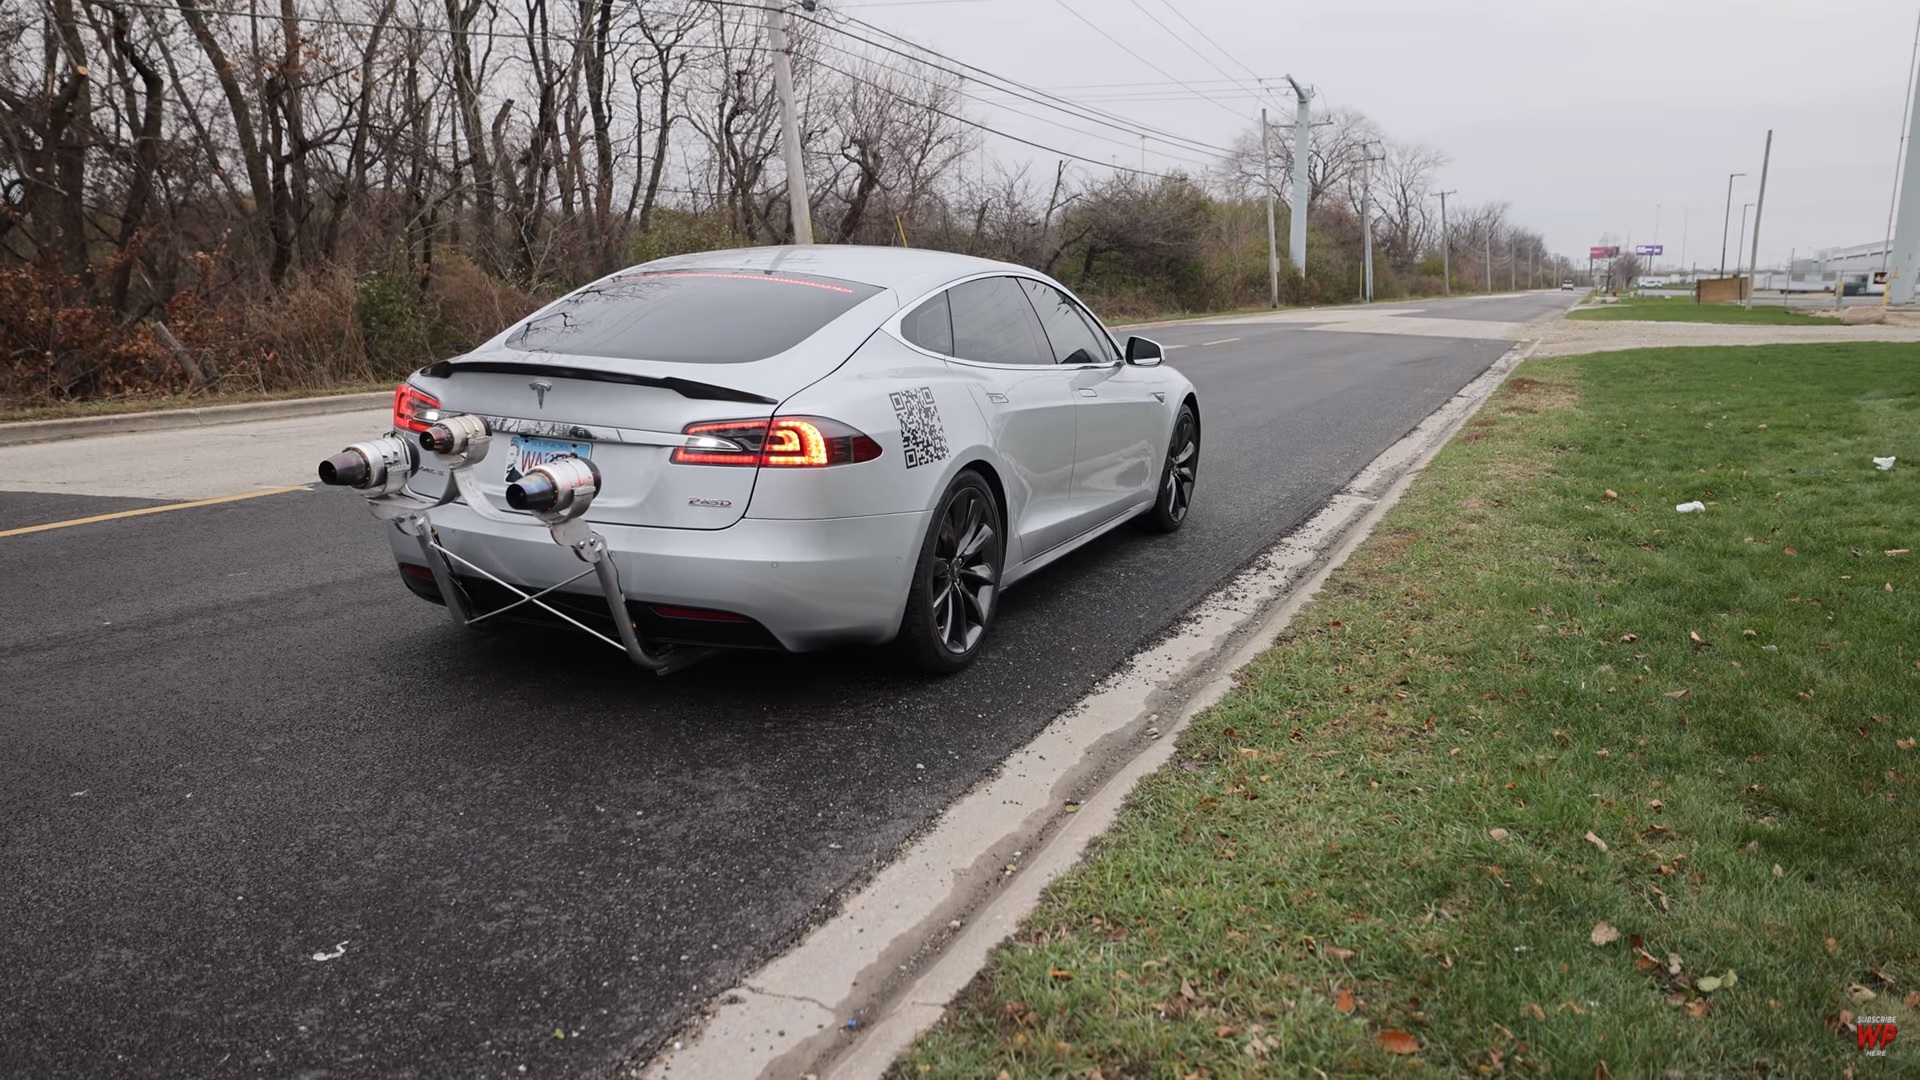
[393,382,442,434]
[671,417,882,467]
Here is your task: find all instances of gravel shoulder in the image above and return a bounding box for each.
[1535,315,1920,357]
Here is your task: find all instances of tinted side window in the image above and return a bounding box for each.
[1018,279,1114,365]
[900,292,954,355]
[505,270,883,364]
[948,277,1050,365]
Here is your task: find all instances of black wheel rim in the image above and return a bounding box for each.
[1163,411,1198,522]
[928,487,998,655]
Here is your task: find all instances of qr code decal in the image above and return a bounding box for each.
[889,386,949,469]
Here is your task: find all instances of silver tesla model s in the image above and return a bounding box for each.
[318,245,1199,673]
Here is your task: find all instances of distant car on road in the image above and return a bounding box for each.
[1561,280,1576,290]
[318,246,1200,674]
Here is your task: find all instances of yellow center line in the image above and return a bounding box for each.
[1202,337,1242,346]
[0,485,308,538]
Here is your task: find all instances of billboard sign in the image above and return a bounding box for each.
[1636,244,1664,256]
[1589,245,1620,258]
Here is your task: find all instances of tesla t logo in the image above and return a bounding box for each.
[1858,1017,1897,1056]
[529,380,552,408]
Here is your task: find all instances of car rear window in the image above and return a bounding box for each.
[505,270,884,364]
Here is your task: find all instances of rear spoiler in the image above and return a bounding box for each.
[424,359,777,405]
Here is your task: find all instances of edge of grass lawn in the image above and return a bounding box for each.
[1566,298,1823,325]
[0,382,390,423]
[896,342,1919,1077]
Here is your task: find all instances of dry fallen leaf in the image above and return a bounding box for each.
[1522,1002,1546,1021]
[1048,967,1074,981]
[1664,689,1691,699]
[1848,983,1878,1004]
[1375,1030,1420,1055]
[1783,547,1799,556]
[1647,799,1665,811]
[1772,864,1784,878]
[1619,633,1638,643]
[1603,489,1618,501]
[1906,990,1920,1008]
[1898,738,1916,751]
[1335,987,1355,1013]
[1826,937,1840,955]
[1686,998,1711,1019]
[1490,828,1511,841]
[1325,946,1355,961]
[1590,921,1620,946]
[1888,548,1911,557]
[1585,831,1610,853]
[1215,1024,1236,1038]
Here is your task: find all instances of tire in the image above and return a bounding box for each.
[893,471,1004,673]
[1138,401,1199,533]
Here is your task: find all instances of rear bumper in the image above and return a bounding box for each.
[385,504,928,651]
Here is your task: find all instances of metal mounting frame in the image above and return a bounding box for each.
[361,433,718,675]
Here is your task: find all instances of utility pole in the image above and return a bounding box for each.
[1891,24,1920,302]
[1510,239,1516,291]
[1718,172,1745,277]
[1437,190,1456,295]
[1485,230,1493,292]
[1744,129,1773,311]
[1360,143,1383,302]
[767,2,813,244]
[1284,75,1313,281]
[1261,109,1280,307]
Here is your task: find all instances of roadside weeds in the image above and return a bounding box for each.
[895,343,1919,1076]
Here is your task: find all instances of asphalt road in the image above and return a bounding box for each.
[0,291,1571,1078]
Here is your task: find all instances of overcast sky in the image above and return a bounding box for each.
[839,0,1920,270]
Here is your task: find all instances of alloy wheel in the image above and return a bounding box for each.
[1163,410,1198,523]
[927,486,998,654]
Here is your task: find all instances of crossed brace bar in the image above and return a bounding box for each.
[357,429,719,675]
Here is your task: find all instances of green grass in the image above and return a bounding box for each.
[0,383,391,424]
[898,343,1919,1077]
[1567,297,1824,325]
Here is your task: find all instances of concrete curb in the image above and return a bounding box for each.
[0,391,391,447]
[637,337,1542,1080]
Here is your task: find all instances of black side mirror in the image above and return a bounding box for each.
[1125,336,1164,366]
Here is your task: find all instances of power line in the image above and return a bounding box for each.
[1048,0,1254,123]
[808,35,1219,170]
[816,10,1238,156]
[807,54,1189,180]
[1151,0,1275,91]
[1123,0,1279,110]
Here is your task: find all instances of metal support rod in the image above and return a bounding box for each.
[1262,107,1279,307]
[1437,189,1456,295]
[768,3,813,245]
[1745,130,1772,311]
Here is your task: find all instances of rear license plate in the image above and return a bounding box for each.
[506,435,592,483]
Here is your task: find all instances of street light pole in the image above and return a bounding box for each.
[1437,190,1456,295]
[1719,172,1745,277]
[1485,230,1493,293]
[767,1,813,244]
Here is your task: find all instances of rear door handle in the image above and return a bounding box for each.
[986,392,1009,404]
[1077,388,1098,398]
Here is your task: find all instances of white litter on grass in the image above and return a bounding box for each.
[310,941,349,962]
[1874,456,1896,471]
[1675,501,1707,513]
